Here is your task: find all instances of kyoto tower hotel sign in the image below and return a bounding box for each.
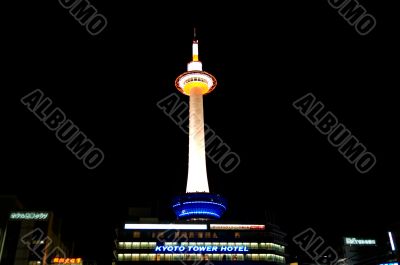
[172,34,227,220]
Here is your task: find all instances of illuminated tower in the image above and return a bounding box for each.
[172,32,227,220]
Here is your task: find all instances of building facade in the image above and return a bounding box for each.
[114,220,287,264]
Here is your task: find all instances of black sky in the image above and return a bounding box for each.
[2,0,399,264]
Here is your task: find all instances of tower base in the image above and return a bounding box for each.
[172,193,227,220]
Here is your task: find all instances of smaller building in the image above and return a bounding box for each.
[341,231,398,265]
[0,200,70,265]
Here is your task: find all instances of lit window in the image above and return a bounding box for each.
[189,232,194,238]
[250,243,258,249]
[198,232,203,238]
[148,254,156,261]
[234,232,240,238]
[140,242,149,249]
[132,254,139,261]
[124,242,132,249]
[133,231,140,238]
[139,254,149,261]
[132,242,140,249]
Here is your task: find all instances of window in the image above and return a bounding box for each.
[189,232,194,238]
[133,231,140,238]
[250,243,258,249]
[149,242,157,248]
[234,232,241,238]
[124,242,132,249]
[197,232,203,238]
[164,254,172,261]
[173,254,184,261]
[139,254,149,261]
[131,242,140,249]
[148,254,156,261]
[140,242,149,249]
[132,254,139,261]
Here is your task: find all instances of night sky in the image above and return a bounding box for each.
[2,0,398,264]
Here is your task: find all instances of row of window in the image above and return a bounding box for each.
[183,77,208,85]
[118,242,284,253]
[117,253,285,263]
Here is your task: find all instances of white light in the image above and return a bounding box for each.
[388,231,396,251]
[193,43,199,56]
[124,224,207,230]
[186,89,209,193]
[40,240,44,244]
[188,61,203,71]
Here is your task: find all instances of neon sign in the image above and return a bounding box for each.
[9,212,49,220]
[155,245,249,253]
[52,257,82,264]
[344,237,376,245]
[210,224,265,230]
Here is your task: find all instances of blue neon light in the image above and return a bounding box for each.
[181,201,227,210]
[379,263,398,265]
[178,211,221,218]
[172,193,227,220]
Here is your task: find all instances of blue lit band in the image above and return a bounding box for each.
[172,193,227,220]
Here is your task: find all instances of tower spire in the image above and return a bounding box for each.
[192,32,199,62]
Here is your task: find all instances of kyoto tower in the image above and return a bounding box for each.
[172,31,227,220]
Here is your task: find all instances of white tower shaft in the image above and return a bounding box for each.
[186,86,209,193]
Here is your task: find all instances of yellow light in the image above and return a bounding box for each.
[193,55,199,61]
[183,82,209,95]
